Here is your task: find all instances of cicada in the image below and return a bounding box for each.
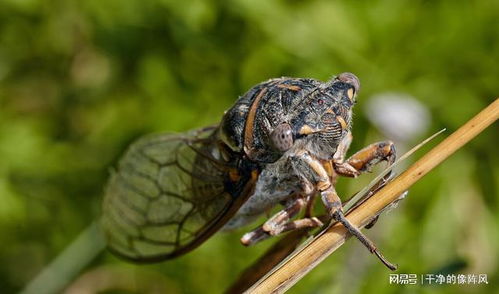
[102,72,397,269]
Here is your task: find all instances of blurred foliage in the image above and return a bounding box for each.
[0,0,497,293]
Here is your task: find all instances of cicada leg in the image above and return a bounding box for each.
[300,152,398,271]
[320,186,397,270]
[262,196,324,236]
[304,193,317,218]
[333,139,396,178]
[333,130,353,163]
[278,216,324,233]
[331,135,396,229]
[240,197,305,246]
[261,197,307,235]
[240,195,324,246]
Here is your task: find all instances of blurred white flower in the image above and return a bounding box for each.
[364,93,431,143]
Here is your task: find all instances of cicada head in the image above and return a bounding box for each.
[291,72,360,160]
[218,73,360,163]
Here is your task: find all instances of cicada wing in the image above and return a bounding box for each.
[102,126,234,262]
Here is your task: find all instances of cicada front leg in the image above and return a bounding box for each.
[331,131,397,228]
[332,131,396,179]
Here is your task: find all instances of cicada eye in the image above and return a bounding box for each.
[270,123,294,152]
[337,72,360,93]
[337,72,360,103]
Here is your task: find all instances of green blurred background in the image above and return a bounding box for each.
[0,0,497,293]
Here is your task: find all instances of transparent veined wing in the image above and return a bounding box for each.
[101,126,248,262]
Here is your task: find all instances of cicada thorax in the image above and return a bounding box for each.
[219,78,323,163]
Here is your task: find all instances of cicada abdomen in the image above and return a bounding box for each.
[101,126,237,262]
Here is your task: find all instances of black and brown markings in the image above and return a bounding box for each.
[102,72,398,269]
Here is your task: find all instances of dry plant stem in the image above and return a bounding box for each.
[225,229,309,294]
[246,98,499,294]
